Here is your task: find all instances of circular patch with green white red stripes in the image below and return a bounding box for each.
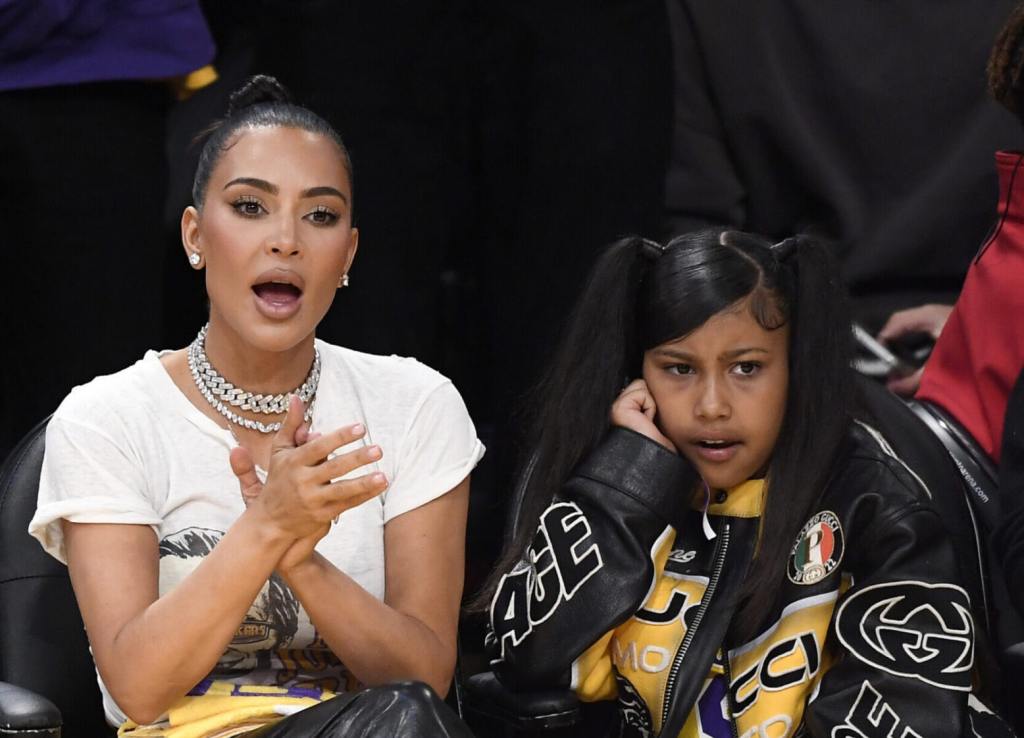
[787,510,844,585]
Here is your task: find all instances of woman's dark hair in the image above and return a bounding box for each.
[473,229,854,641]
[191,75,354,210]
[988,3,1024,117]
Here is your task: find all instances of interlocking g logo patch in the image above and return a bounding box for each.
[835,581,973,691]
[788,510,844,585]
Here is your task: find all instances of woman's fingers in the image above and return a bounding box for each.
[293,422,367,466]
[322,472,390,518]
[311,443,383,484]
[260,416,384,528]
[271,395,307,455]
[294,420,311,446]
[229,445,262,507]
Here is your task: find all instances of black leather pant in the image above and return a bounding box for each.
[247,681,474,737]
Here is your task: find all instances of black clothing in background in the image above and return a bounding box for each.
[664,0,1024,329]
[996,367,1024,617]
[0,82,169,461]
[466,0,673,418]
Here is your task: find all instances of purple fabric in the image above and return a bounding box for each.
[0,0,215,91]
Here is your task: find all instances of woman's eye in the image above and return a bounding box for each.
[231,197,265,217]
[732,361,761,376]
[306,206,339,226]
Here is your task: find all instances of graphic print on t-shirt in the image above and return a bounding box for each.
[276,631,348,692]
[159,527,301,674]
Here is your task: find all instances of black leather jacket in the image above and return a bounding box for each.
[487,424,1015,737]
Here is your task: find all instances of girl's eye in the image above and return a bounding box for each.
[732,361,761,376]
[231,197,265,217]
[306,205,339,226]
[667,364,695,376]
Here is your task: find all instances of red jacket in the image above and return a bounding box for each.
[917,151,1024,463]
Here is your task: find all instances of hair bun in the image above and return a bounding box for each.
[638,237,666,260]
[719,230,771,251]
[226,75,292,116]
[770,236,801,262]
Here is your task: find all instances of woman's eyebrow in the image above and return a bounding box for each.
[224,177,277,194]
[301,186,349,205]
[221,178,348,206]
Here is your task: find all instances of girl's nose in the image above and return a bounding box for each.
[694,377,731,420]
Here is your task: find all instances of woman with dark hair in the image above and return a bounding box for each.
[27,76,482,737]
[480,230,1011,737]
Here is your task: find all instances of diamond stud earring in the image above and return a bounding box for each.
[339,274,350,288]
[189,252,201,266]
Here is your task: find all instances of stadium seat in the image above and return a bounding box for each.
[0,416,111,738]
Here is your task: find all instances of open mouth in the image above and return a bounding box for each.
[691,438,742,463]
[696,439,738,449]
[252,281,303,305]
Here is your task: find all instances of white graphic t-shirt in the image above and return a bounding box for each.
[29,341,485,727]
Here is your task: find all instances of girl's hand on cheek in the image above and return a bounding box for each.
[610,379,678,453]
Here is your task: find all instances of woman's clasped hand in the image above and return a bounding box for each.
[228,395,390,572]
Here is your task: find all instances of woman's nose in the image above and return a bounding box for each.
[266,216,301,257]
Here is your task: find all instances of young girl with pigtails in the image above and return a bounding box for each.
[482,230,1014,737]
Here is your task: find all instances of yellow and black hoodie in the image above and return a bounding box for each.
[487,424,1014,737]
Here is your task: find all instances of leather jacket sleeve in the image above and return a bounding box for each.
[996,367,1024,617]
[487,428,698,690]
[804,455,994,738]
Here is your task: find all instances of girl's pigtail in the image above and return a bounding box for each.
[781,235,855,479]
[732,235,855,640]
[469,236,655,610]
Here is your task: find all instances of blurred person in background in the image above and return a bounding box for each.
[0,0,216,462]
[891,0,1024,465]
[912,3,1024,622]
[663,0,1024,368]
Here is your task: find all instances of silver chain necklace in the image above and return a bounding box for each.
[187,324,320,434]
